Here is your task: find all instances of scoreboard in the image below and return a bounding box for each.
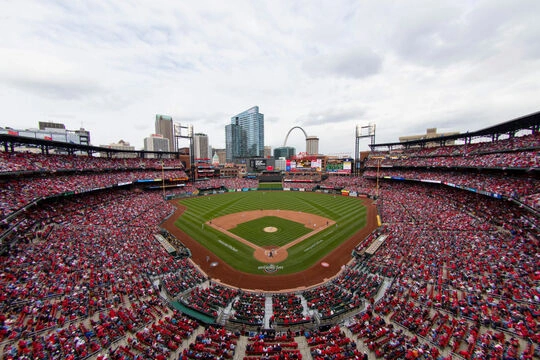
[326,158,353,174]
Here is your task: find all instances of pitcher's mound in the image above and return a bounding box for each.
[263,226,278,233]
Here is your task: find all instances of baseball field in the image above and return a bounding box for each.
[162,191,378,291]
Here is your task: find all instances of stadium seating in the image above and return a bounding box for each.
[193,178,258,191]
[306,325,362,359]
[0,152,184,173]
[363,168,538,207]
[230,292,266,326]
[1,130,538,359]
[180,326,237,359]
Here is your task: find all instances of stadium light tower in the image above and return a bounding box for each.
[175,123,195,182]
[354,123,376,176]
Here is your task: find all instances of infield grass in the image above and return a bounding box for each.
[229,216,312,247]
[175,191,368,275]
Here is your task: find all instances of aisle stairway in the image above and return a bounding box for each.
[295,335,312,360]
[264,295,273,328]
[232,335,248,360]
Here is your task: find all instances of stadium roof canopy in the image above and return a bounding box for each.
[370,110,540,151]
[0,133,186,159]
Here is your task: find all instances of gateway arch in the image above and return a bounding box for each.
[283,126,318,155]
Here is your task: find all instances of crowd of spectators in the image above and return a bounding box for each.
[363,132,539,208]
[181,285,239,320]
[0,169,188,218]
[354,181,539,358]
[179,326,237,359]
[160,263,206,298]
[0,189,188,357]
[194,178,258,191]
[365,149,537,169]
[331,267,382,303]
[363,168,538,206]
[521,193,540,210]
[319,176,375,195]
[174,266,384,330]
[230,292,266,326]
[245,329,301,359]
[365,132,539,169]
[1,141,539,359]
[1,201,389,360]
[283,172,321,183]
[271,294,310,326]
[347,311,444,359]
[0,152,184,174]
[302,284,363,320]
[363,133,539,209]
[2,295,176,359]
[108,309,199,360]
[305,325,363,359]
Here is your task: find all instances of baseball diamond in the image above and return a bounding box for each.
[162,191,378,291]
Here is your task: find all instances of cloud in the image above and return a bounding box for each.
[6,77,101,100]
[1,0,539,154]
[303,48,382,79]
[298,107,366,127]
[387,0,540,68]
[0,48,104,100]
[46,113,77,120]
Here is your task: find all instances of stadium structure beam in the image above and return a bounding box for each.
[174,123,195,182]
[354,124,376,176]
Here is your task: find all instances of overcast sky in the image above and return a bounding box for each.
[1,0,539,155]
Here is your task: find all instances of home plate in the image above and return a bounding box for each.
[321,262,329,268]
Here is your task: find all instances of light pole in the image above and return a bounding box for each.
[161,160,165,200]
[376,158,380,199]
[355,123,376,176]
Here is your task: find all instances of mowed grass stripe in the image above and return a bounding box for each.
[229,216,312,247]
[178,210,256,261]
[174,191,369,275]
[179,192,365,228]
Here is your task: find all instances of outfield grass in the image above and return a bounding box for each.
[258,182,283,190]
[175,191,368,275]
[229,216,313,247]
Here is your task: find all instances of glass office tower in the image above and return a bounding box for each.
[225,106,264,163]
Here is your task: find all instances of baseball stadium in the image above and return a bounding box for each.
[0,112,539,360]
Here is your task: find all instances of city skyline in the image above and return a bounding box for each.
[2,108,537,159]
[1,1,540,154]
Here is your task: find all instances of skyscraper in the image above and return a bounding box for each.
[306,136,319,155]
[225,123,244,163]
[144,134,170,158]
[225,106,264,163]
[193,133,209,160]
[155,115,175,152]
[274,146,296,159]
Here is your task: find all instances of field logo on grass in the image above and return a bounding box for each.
[258,264,284,273]
[218,239,238,252]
